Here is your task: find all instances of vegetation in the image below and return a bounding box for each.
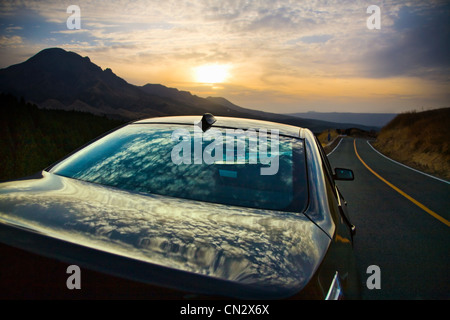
[373,108,450,180]
[318,128,377,154]
[0,93,125,181]
[317,129,340,147]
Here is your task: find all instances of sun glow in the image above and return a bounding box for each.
[194,64,230,84]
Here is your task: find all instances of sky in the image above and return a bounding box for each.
[0,0,449,114]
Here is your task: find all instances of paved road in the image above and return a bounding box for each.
[328,137,450,300]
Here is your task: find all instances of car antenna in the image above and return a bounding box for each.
[198,113,216,132]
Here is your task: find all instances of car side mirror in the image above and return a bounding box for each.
[334,168,354,181]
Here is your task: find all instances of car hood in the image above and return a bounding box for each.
[0,171,330,298]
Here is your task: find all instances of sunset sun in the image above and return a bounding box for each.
[194,64,230,84]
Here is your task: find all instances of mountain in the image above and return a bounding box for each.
[0,48,232,120]
[287,112,398,128]
[206,97,379,131]
[0,47,376,132]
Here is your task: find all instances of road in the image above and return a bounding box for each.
[328,137,450,300]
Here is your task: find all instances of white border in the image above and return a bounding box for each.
[366,140,450,185]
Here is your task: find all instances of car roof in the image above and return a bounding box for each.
[133,115,305,139]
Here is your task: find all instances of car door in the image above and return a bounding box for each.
[314,136,356,242]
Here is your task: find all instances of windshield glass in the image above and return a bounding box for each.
[50,124,308,212]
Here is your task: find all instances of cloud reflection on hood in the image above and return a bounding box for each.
[0,172,329,291]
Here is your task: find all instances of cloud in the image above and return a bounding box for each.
[298,34,333,44]
[0,0,449,113]
[5,26,23,33]
[363,2,450,80]
[0,35,23,47]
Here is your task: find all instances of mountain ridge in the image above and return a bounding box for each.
[0,47,377,132]
[287,111,398,128]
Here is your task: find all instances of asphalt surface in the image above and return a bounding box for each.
[328,137,450,300]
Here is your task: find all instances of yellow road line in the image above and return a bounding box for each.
[353,139,450,227]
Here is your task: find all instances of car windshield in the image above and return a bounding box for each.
[50,123,308,212]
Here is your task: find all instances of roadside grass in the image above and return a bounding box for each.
[373,108,450,181]
[318,129,340,147]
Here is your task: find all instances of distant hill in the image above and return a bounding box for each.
[0,47,376,133]
[206,97,379,133]
[373,108,450,180]
[287,112,397,128]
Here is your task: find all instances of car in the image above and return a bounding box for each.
[0,114,359,299]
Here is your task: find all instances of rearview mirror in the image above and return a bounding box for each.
[334,168,354,181]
